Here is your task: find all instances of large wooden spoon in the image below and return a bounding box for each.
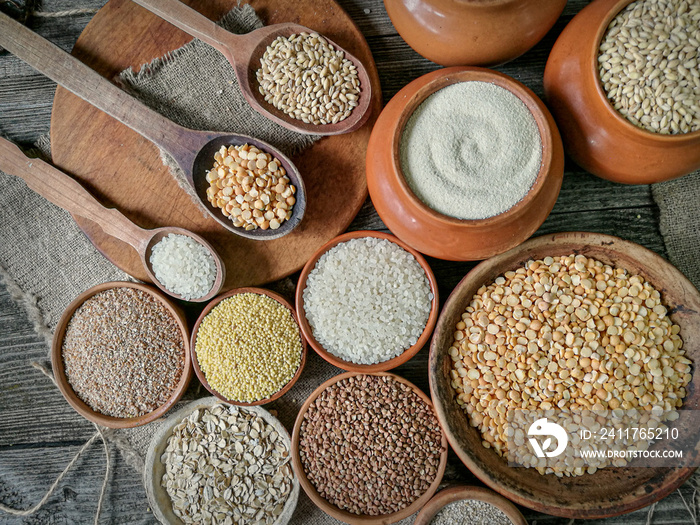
[0,10,306,241]
[130,0,373,136]
[0,137,225,303]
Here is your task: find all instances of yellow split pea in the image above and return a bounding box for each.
[195,293,303,402]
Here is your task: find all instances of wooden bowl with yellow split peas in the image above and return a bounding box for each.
[191,287,307,406]
[429,232,700,519]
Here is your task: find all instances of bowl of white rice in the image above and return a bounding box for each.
[295,230,439,372]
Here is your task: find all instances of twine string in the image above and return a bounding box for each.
[0,362,109,525]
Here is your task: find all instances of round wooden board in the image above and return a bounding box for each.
[50,0,381,290]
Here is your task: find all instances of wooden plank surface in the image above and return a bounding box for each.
[0,0,695,523]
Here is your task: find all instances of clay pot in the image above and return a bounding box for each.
[544,0,700,184]
[414,485,527,525]
[429,232,700,518]
[291,371,448,524]
[384,0,567,67]
[295,230,439,372]
[366,67,564,261]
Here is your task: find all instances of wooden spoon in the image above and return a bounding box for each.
[0,137,225,303]
[131,0,373,136]
[0,11,306,241]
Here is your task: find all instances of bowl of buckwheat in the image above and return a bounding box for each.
[544,0,700,183]
[429,232,700,519]
[145,397,299,525]
[292,371,448,524]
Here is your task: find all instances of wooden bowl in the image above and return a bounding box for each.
[191,287,307,405]
[429,232,700,519]
[383,0,566,67]
[414,485,527,525]
[51,281,192,428]
[543,0,700,184]
[144,396,299,525]
[366,67,564,261]
[291,371,448,524]
[295,230,439,372]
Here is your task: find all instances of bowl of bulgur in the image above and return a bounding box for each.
[429,232,700,518]
[51,281,192,428]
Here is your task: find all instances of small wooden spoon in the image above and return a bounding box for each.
[0,11,306,241]
[0,138,225,303]
[130,0,373,136]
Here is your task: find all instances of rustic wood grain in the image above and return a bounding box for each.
[0,0,693,523]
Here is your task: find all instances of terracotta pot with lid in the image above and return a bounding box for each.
[384,0,567,67]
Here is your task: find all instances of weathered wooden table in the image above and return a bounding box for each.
[0,0,695,523]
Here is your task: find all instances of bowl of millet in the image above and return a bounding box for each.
[191,287,306,406]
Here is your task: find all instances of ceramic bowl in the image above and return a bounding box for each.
[191,287,307,406]
[429,232,700,518]
[384,0,567,67]
[413,485,527,525]
[295,230,439,373]
[543,0,700,184]
[366,67,564,261]
[51,281,192,428]
[291,371,448,524]
[144,397,299,525]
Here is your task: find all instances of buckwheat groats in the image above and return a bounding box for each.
[298,375,444,515]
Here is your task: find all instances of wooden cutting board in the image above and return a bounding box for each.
[50,0,381,290]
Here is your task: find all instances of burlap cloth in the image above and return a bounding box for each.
[0,6,415,524]
[651,170,700,292]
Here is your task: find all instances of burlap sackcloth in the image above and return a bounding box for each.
[651,170,700,292]
[0,5,417,524]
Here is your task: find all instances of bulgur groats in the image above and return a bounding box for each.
[62,287,186,418]
[448,254,691,474]
[194,292,303,403]
[206,144,296,231]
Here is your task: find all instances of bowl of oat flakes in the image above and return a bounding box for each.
[145,397,299,525]
[429,232,700,518]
